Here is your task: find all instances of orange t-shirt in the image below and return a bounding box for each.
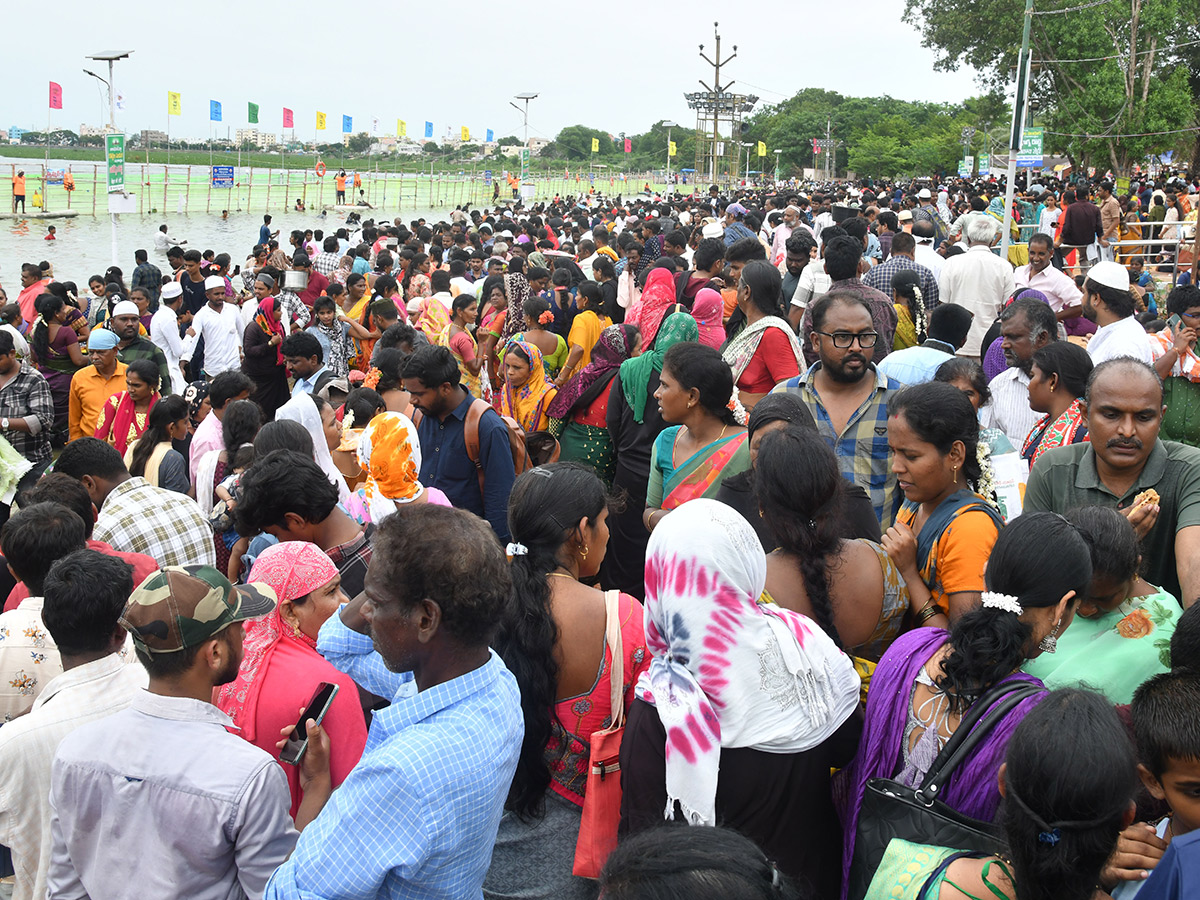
[897,504,1000,611]
[13,175,25,194]
[335,175,346,191]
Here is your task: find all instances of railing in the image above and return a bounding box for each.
[1054,237,1189,279]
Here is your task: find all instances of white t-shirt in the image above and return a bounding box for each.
[185,303,243,376]
[1088,316,1155,367]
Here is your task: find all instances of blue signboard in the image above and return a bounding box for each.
[483,170,493,185]
[211,165,234,188]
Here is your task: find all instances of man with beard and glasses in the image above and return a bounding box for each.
[47,566,330,899]
[1025,358,1200,606]
[981,298,1059,449]
[772,291,903,529]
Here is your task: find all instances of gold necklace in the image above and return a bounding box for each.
[548,572,576,580]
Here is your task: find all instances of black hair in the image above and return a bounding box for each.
[1171,602,1200,669]
[134,633,226,679]
[1031,342,1093,400]
[823,235,863,282]
[599,824,807,900]
[312,295,337,315]
[939,514,1092,708]
[208,371,254,410]
[809,290,873,333]
[1166,284,1200,319]
[662,343,736,426]
[784,231,817,259]
[281,331,323,363]
[372,347,410,393]
[746,392,817,436]
[451,293,476,317]
[1002,297,1059,345]
[1,502,88,595]
[402,344,460,389]
[892,269,927,343]
[577,281,602,312]
[54,437,128,481]
[221,399,262,458]
[234,450,338,536]
[724,236,766,264]
[254,420,314,457]
[42,549,134,656]
[345,388,385,426]
[755,428,843,648]
[129,395,188,479]
[401,253,429,295]
[1003,689,1135,900]
[1084,278,1136,319]
[369,504,510,647]
[523,295,552,327]
[693,237,726,272]
[1064,505,1139,584]
[17,473,97,539]
[496,463,609,820]
[927,303,975,349]
[125,358,161,395]
[31,293,65,365]
[1133,669,1200,779]
[934,357,992,406]
[738,260,785,318]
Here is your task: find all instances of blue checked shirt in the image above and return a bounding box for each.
[773,363,902,529]
[265,615,523,900]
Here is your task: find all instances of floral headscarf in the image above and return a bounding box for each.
[637,499,860,826]
[254,298,286,366]
[500,272,531,341]
[619,312,699,424]
[546,324,636,420]
[183,380,210,429]
[357,412,424,523]
[500,340,556,433]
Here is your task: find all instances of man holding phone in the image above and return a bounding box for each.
[48,567,332,900]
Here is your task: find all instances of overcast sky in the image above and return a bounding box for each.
[4,0,982,143]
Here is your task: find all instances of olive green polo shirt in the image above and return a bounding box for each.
[1024,439,1200,603]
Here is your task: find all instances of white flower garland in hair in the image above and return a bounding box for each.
[342,409,356,430]
[728,385,749,427]
[981,591,1023,614]
[911,286,927,340]
[975,439,1001,511]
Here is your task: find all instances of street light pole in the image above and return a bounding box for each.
[774,149,782,182]
[87,50,132,268]
[663,120,677,189]
[1000,0,1036,261]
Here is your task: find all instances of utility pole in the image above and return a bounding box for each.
[698,23,737,183]
[1001,0,1036,260]
[663,120,677,188]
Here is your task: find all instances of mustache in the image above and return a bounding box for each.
[840,353,867,367]
[1106,437,1143,450]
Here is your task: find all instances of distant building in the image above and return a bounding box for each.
[527,137,551,156]
[236,128,277,149]
[79,124,107,137]
[8,126,27,143]
[140,129,168,146]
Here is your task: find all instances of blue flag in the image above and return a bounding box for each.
[342,115,352,133]
[424,121,433,138]
[486,129,494,142]
[209,100,222,122]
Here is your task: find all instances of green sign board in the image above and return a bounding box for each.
[520,148,530,179]
[1017,127,1044,168]
[106,134,125,193]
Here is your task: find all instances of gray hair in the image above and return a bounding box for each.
[963,213,1001,245]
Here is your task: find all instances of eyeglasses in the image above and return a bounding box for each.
[816,331,879,349]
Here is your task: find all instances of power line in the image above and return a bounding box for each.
[1036,36,1200,63]
[1042,125,1200,138]
[1030,0,1117,15]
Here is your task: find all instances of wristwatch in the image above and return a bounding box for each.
[1,418,9,430]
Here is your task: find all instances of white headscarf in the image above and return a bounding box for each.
[636,499,860,826]
[275,393,353,507]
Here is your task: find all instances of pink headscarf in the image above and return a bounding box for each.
[691,288,725,349]
[215,542,338,740]
[628,267,678,347]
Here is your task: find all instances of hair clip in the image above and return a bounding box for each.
[981,591,1023,615]
[529,467,554,478]
[505,542,528,557]
[1038,828,1061,846]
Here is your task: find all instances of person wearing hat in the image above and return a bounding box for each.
[1083,260,1153,365]
[184,275,244,378]
[109,298,172,395]
[47,565,325,900]
[150,281,189,396]
[68,329,127,442]
[722,203,757,247]
[911,188,949,249]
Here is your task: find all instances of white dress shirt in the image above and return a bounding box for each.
[185,302,243,376]
[1088,315,1155,366]
[982,366,1040,450]
[1014,263,1083,314]
[149,305,186,395]
[940,245,1016,357]
[913,242,945,281]
[0,655,146,900]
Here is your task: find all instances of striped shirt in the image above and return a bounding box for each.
[773,363,901,529]
[981,367,1040,451]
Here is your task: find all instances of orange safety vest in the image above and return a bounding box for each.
[12,175,25,194]
[64,172,75,191]
[353,173,361,188]
[335,174,346,190]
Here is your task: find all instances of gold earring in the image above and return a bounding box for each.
[580,544,589,559]
[292,624,302,638]
[952,465,958,484]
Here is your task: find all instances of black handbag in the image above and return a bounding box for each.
[846,679,1044,900]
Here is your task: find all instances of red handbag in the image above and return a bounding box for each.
[572,590,626,878]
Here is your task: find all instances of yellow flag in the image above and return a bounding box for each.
[669,141,677,157]
[461,126,470,142]
[397,119,406,138]
[757,141,767,157]
[316,111,327,130]
[167,91,181,116]
[591,137,600,153]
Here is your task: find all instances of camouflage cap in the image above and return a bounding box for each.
[120,566,277,654]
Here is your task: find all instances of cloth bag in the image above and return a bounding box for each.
[572,589,626,878]
[846,680,1044,900]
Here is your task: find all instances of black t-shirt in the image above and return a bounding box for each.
[179,275,208,315]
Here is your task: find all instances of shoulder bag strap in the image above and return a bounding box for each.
[603,590,625,728]
[916,681,1043,802]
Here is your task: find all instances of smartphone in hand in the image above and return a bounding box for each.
[279,682,339,766]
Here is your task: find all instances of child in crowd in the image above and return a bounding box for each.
[44,225,55,241]
[307,295,355,379]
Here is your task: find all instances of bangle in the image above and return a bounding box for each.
[916,604,942,624]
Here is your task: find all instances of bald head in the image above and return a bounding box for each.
[1085,357,1163,406]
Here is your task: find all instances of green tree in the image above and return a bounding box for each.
[346,132,373,153]
[497,135,522,146]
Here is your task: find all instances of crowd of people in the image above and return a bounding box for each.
[0,170,1198,899]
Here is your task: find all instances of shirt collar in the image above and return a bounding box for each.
[132,689,237,728]
[921,338,955,353]
[381,651,504,732]
[448,391,474,421]
[800,360,890,391]
[1074,439,1167,496]
[37,653,137,707]
[298,365,328,387]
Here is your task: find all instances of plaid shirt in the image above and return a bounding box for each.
[268,617,522,900]
[312,251,341,278]
[118,337,172,397]
[130,262,163,307]
[773,362,902,529]
[862,254,940,308]
[93,477,216,568]
[324,523,375,598]
[276,290,310,330]
[0,364,53,465]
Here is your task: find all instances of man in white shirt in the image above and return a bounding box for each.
[184,275,243,377]
[150,282,189,396]
[0,549,145,900]
[1084,260,1154,365]
[1014,233,1083,324]
[911,220,945,281]
[982,298,1059,448]
[152,224,186,253]
[939,214,1016,358]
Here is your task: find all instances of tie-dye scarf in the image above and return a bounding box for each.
[636,498,860,826]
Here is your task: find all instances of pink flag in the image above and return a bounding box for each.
[49,81,62,110]
[282,107,294,129]
[623,138,631,153]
